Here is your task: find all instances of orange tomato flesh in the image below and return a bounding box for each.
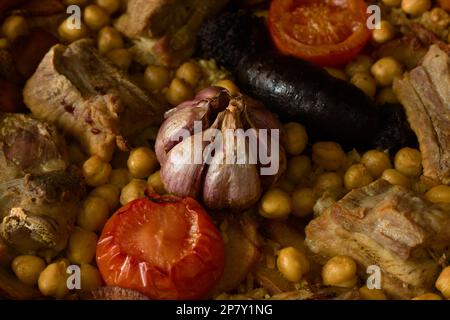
[96,195,225,300]
[269,0,371,66]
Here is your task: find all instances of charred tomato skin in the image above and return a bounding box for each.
[96,195,225,300]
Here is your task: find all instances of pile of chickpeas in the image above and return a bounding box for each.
[259,121,450,222]
[144,60,237,107]
[4,0,450,301]
[256,120,450,298]
[2,0,241,293]
[324,0,450,103]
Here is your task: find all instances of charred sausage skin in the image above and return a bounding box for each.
[237,52,378,146]
[198,11,379,148]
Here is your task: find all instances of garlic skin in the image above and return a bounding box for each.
[156,87,286,210]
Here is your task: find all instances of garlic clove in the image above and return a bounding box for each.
[203,108,262,210]
[203,155,262,211]
[160,133,208,199]
[156,104,210,164]
[194,86,223,100]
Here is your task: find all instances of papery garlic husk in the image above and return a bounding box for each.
[156,87,286,210]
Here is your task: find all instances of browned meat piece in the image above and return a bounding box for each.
[408,23,450,56]
[0,169,85,259]
[23,40,167,161]
[212,215,261,295]
[305,180,450,299]
[0,113,68,181]
[69,286,149,300]
[115,0,184,39]
[17,0,65,16]
[11,28,59,79]
[116,0,229,67]
[270,287,360,300]
[393,45,450,184]
[375,36,427,70]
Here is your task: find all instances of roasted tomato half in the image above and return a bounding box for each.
[269,0,372,67]
[96,195,225,300]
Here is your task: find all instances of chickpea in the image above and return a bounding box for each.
[84,5,110,31]
[371,57,403,87]
[345,55,373,77]
[214,79,240,95]
[412,293,443,300]
[176,61,202,88]
[66,227,98,264]
[127,147,158,179]
[82,155,112,187]
[120,179,147,205]
[359,286,387,300]
[147,171,166,194]
[11,255,46,286]
[325,68,347,81]
[376,87,399,105]
[98,26,123,55]
[401,0,431,16]
[90,184,120,210]
[38,261,69,299]
[344,164,373,190]
[0,38,9,49]
[314,172,343,194]
[312,142,347,171]
[284,122,308,156]
[322,255,357,288]
[394,147,422,177]
[106,49,132,70]
[144,65,171,91]
[286,155,311,184]
[424,185,450,204]
[350,72,377,98]
[95,0,121,14]
[80,264,102,291]
[435,266,450,299]
[109,168,130,189]
[58,18,88,43]
[166,78,194,106]
[54,258,71,266]
[277,247,310,282]
[77,196,110,232]
[1,15,28,41]
[383,0,401,6]
[372,20,395,44]
[361,150,392,178]
[292,187,317,218]
[259,188,292,219]
[381,169,411,188]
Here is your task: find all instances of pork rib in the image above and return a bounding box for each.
[23,39,166,161]
[305,180,450,299]
[393,45,450,184]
